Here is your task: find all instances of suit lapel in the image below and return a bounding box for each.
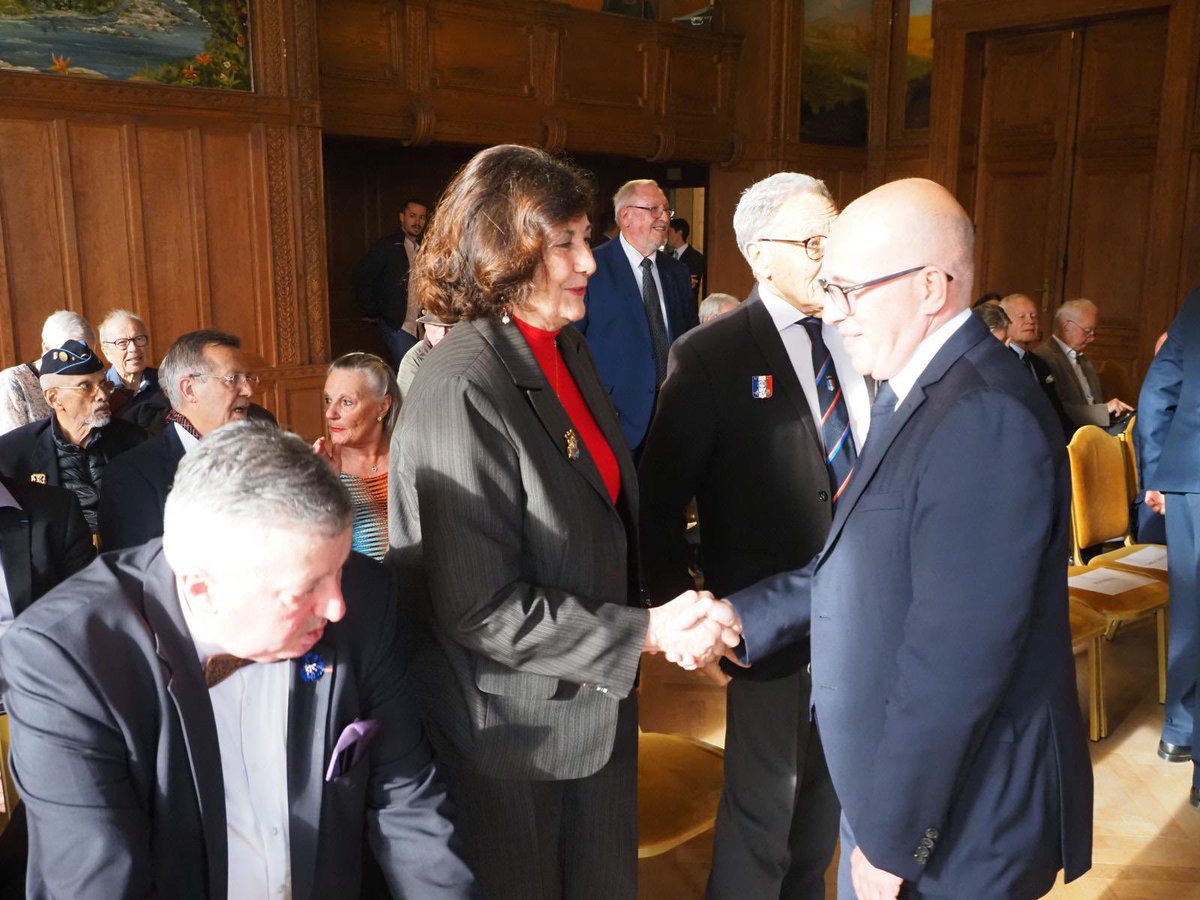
[475,317,616,509]
[743,292,825,452]
[32,422,60,484]
[824,316,990,551]
[287,636,336,900]
[0,507,32,616]
[142,548,228,898]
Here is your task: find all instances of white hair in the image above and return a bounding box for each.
[41,310,96,351]
[98,308,146,342]
[612,179,661,215]
[699,292,741,322]
[1055,298,1097,325]
[733,173,833,254]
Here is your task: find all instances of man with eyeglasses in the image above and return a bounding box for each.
[1034,298,1134,431]
[640,172,867,899]
[99,330,261,551]
[0,340,146,535]
[578,178,699,452]
[98,309,167,432]
[716,178,1092,899]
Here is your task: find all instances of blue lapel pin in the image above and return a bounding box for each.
[300,652,327,683]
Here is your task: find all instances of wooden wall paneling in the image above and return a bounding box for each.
[317,0,397,80]
[50,121,86,326]
[269,365,330,442]
[1182,148,1200,298]
[119,122,153,340]
[0,119,74,362]
[0,182,12,363]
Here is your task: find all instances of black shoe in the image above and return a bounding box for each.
[1191,787,1200,810]
[1159,740,1193,762]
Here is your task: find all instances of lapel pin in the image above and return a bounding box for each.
[564,428,581,460]
[751,375,774,399]
[300,652,327,684]
[30,473,46,484]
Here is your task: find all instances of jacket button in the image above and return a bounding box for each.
[817,490,829,502]
[925,827,939,839]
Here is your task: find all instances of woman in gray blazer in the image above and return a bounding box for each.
[387,145,738,899]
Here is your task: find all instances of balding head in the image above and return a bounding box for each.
[821,178,975,380]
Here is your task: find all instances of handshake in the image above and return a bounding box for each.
[642,590,744,672]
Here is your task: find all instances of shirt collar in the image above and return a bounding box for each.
[174,421,202,453]
[106,365,149,393]
[887,308,973,408]
[757,282,811,332]
[1010,343,1026,359]
[1052,334,1079,361]
[619,232,655,267]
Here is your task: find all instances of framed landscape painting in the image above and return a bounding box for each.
[0,0,251,90]
[801,0,874,147]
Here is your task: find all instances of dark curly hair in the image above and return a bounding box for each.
[411,145,595,322]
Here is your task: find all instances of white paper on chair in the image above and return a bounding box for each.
[1069,568,1159,595]
[1113,546,1168,571]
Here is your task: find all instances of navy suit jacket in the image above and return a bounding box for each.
[1137,285,1200,494]
[578,237,699,448]
[0,476,93,617]
[0,542,476,899]
[98,425,186,551]
[729,316,1092,897]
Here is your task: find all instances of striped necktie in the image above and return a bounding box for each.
[640,257,670,385]
[801,318,857,507]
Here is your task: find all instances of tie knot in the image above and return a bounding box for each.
[640,256,653,271]
[204,653,253,689]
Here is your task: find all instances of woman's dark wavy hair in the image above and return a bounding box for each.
[412,144,595,322]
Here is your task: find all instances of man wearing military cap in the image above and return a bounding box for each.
[0,339,145,535]
[396,309,456,400]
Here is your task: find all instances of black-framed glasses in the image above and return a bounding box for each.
[757,235,827,261]
[1064,320,1096,337]
[628,205,674,218]
[188,372,260,389]
[819,265,954,316]
[102,334,149,351]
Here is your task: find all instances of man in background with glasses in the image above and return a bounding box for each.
[579,178,699,453]
[99,308,167,432]
[641,172,868,899]
[99,330,259,551]
[0,340,146,535]
[720,178,1092,899]
[1034,298,1134,431]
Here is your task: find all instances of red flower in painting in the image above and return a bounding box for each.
[237,34,246,47]
[50,53,71,75]
[195,53,214,65]
[181,65,200,83]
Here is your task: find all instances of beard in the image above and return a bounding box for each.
[89,411,113,428]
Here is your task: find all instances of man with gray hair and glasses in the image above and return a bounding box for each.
[0,421,477,898]
[98,308,166,431]
[99,329,259,551]
[1035,298,1134,431]
[640,172,868,898]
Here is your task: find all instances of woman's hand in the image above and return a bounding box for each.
[312,436,343,475]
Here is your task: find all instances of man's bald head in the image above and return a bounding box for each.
[821,178,975,380]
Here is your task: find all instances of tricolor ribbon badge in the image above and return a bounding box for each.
[751,375,774,399]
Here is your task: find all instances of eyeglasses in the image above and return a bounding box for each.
[757,235,827,261]
[819,265,954,316]
[1065,320,1096,337]
[628,205,674,219]
[102,334,149,351]
[188,372,260,389]
[56,380,113,398]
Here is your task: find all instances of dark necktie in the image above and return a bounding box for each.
[1011,346,1039,382]
[867,380,898,449]
[639,257,670,385]
[204,653,253,689]
[800,318,858,506]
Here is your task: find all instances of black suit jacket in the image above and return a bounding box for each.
[0,476,93,618]
[676,244,706,300]
[0,542,476,899]
[354,229,413,330]
[1020,347,1075,440]
[0,416,146,487]
[639,292,844,679]
[98,425,186,551]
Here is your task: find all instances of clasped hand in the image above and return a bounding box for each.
[644,590,743,670]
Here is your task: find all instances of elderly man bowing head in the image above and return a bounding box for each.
[0,421,476,900]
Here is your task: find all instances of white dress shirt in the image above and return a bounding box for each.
[1053,334,1096,403]
[174,421,201,453]
[886,307,973,409]
[180,599,293,899]
[619,233,672,334]
[757,285,871,449]
[673,242,690,261]
[0,479,20,637]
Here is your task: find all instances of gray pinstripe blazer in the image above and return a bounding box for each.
[388,315,649,781]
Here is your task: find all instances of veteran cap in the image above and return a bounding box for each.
[416,309,456,327]
[40,339,104,377]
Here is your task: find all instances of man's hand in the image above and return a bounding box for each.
[850,847,903,900]
[697,647,750,686]
[1107,397,1134,416]
[644,590,743,670]
[1145,489,1166,516]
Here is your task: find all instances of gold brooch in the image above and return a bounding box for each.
[30,473,46,484]
[564,428,580,460]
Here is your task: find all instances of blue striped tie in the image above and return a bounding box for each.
[801,317,858,507]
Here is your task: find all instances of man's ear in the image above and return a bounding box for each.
[177,570,216,615]
[42,387,59,409]
[917,268,951,317]
[178,376,199,406]
[745,242,771,283]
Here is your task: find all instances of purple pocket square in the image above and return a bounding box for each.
[325,718,380,782]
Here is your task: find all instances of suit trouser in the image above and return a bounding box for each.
[1163,492,1200,774]
[438,695,638,900]
[706,668,839,900]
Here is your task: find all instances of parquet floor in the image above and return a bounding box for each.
[637,618,1200,899]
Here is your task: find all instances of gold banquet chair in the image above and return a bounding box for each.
[1067,426,1169,704]
[1067,585,1112,741]
[637,730,724,858]
[0,714,17,836]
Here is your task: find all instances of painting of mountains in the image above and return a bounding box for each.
[905,0,933,130]
[801,0,874,146]
[0,0,250,90]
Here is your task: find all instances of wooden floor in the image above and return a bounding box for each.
[637,618,1200,899]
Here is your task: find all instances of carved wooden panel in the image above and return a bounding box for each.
[981,31,1076,144]
[1077,13,1168,141]
[317,0,398,81]
[429,4,537,98]
[560,22,651,110]
[974,164,1059,300]
[665,43,725,116]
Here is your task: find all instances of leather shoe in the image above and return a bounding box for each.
[1158,740,1192,762]
[1191,787,1200,810]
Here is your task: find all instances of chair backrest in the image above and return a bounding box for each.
[0,714,16,835]
[1067,425,1133,562]
[1119,414,1139,506]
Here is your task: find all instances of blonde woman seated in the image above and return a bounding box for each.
[314,352,400,561]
